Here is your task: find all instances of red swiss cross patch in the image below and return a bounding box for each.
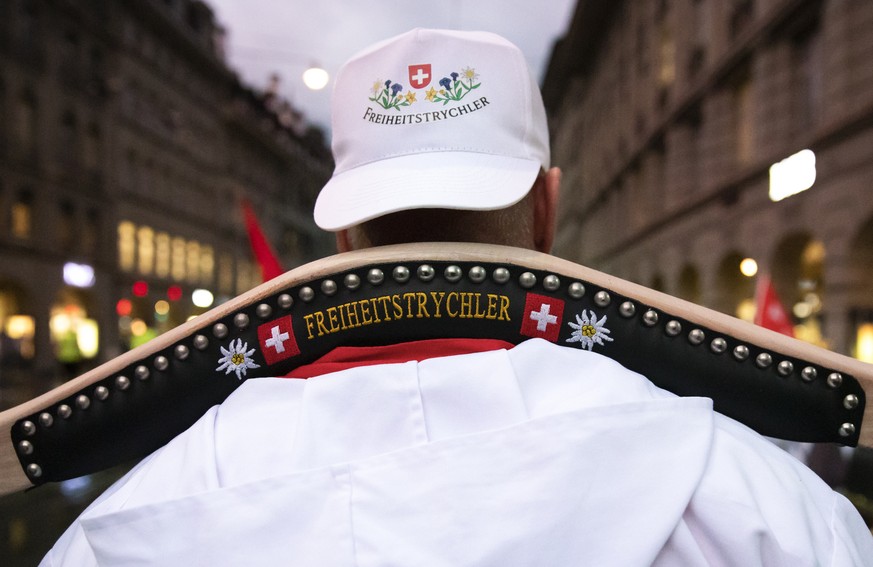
[520,293,565,343]
[408,64,432,89]
[257,316,300,366]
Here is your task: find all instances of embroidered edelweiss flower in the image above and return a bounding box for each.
[216,338,260,380]
[371,80,383,96]
[461,66,479,83]
[405,91,417,103]
[425,86,437,101]
[566,310,614,351]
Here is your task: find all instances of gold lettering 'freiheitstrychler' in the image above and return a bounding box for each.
[302,292,511,340]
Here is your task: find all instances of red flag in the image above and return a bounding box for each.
[754,275,794,337]
[241,199,284,282]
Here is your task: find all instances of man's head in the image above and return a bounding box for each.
[313,28,560,253]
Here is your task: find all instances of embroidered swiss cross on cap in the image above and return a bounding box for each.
[520,293,564,343]
[258,316,300,366]
[408,64,431,88]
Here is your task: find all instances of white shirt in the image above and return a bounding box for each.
[42,339,873,566]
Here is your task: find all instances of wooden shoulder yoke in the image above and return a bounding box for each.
[1,243,870,495]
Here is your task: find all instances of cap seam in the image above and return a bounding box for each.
[338,147,538,173]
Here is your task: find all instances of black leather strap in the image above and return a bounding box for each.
[11,259,866,485]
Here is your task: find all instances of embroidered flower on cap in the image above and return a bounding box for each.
[216,338,260,380]
[431,67,481,105]
[369,79,414,111]
[566,310,614,351]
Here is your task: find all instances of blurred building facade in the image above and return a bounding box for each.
[0,0,333,407]
[545,0,873,364]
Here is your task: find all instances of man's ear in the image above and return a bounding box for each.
[336,229,353,253]
[533,167,561,253]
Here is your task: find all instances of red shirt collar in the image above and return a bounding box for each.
[284,338,514,379]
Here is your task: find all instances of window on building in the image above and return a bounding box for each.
[0,77,6,155]
[635,23,648,75]
[58,200,75,252]
[0,284,35,362]
[729,0,754,39]
[658,24,675,90]
[118,221,136,272]
[11,189,33,240]
[793,27,822,133]
[83,123,101,171]
[689,0,710,77]
[219,254,234,295]
[155,232,171,278]
[171,236,186,281]
[186,241,200,284]
[200,245,215,285]
[15,90,37,159]
[137,226,155,275]
[734,76,754,165]
[82,209,99,257]
[58,110,78,171]
[15,0,39,55]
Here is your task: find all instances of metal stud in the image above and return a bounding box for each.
[212,323,228,339]
[733,345,750,361]
[665,320,682,336]
[135,365,150,381]
[193,334,209,350]
[18,440,33,456]
[827,372,843,389]
[688,329,705,345]
[777,361,794,376]
[95,386,109,401]
[38,412,53,428]
[756,353,772,368]
[844,395,860,410]
[493,267,510,284]
[568,282,586,299]
[519,272,537,289]
[26,464,42,479]
[445,265,462,283]
[469,266,487,283]
[115,375,131,391]
[344,274,361,290]
[839,423,856,438]
[76,395,91,410]
[299,287,315,302]
[594,291,611,307]
[57,404,72,419]
[367,269,385,285]
[174,345,190,361]
[278,293,294,309]
[393,266,410,283]
[543,274,560,291]
[321,280,338,296]
[154,356,169,372]
[619,301,636,318]
[234,313,250,329]
[642,310,659,326]
[417,265,435,282]
[710,338,728,354]
[801,366,817,382]
[21,420,36,436]
[256,303,273,318]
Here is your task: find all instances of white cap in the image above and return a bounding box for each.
[314,28,550,231]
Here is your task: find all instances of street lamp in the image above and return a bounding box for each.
[302,65,329,90]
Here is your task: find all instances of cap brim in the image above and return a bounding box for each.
[314,152,541,231]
